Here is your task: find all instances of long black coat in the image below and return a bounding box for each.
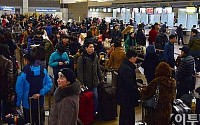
[141,53,160,84]
[116,58,140,107]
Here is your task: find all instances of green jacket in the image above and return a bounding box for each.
[188,38,200,51]
[77,52,103,89]
[124,35,137,52]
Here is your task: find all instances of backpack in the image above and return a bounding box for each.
[135,31,146,46]
[155,33,168,50]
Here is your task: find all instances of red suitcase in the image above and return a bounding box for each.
[79,91,94,125]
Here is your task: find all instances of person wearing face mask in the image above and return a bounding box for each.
[124,32,137,52]
[49,68,81,125]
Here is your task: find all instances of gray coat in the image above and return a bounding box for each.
[48,81,81,125]
[77,52,103,89]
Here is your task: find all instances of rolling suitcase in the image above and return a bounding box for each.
[171,99,191,125]
[29,97,42,125]
[79,91,94,125]
[173,99,191,113]
[98,83,117,121]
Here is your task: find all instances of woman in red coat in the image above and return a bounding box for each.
[148,25,158,45]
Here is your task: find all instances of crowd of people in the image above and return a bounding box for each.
[0,13,200,125]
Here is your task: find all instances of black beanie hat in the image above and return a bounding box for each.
[60,68,76,84]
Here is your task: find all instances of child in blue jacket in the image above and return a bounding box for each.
[16,53,53,125]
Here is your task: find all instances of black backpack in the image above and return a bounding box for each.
[135,31,146,46]
[155,33,168,50]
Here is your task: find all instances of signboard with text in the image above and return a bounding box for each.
[35,9,58,12]
[147,8,153,14]
[0,6,15,11]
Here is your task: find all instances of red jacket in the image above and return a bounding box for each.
[2,20,6,27]
[148,29,158,44]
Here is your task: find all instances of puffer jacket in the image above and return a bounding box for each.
[177,54,195,82]
[0,55,14,96]
[77,52,103,89]
[15,63,53,109]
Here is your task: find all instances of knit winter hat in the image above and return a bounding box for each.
[60,68,76,84]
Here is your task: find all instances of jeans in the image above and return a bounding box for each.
[88,87,98,113]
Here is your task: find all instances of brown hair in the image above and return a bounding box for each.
[155,62,172,78]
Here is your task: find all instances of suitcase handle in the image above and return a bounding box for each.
[29,96,41,125]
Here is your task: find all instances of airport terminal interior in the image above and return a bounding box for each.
[0,0,200,125]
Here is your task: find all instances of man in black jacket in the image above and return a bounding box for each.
[117,49,140,125]
[111,24,122,44]
[177,46,195,99]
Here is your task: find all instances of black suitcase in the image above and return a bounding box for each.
[173,99,191,113]
[97,83,117,121]
[171,99,191,125]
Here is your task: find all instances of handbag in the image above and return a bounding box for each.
[142,83,160,109]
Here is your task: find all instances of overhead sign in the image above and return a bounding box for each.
[0,6,15,11]
[155,8,162,14]
[35,9,58,12]
[140,8,146,14]
[186,7,196,14]
[165,7,172,14]
[133,8,139,13]
[147,8,153,14]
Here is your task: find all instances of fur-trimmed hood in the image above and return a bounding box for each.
[54,81,81,103]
